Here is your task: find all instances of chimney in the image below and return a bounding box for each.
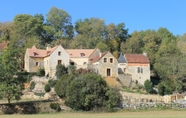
[99,52,102,57]
[143,52,147,56]
[46,44,51,50]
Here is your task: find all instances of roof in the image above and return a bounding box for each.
[89,51,108,63]
[0,43,8,51]
[118,52,126,63]
[124,54,149,63]
[66,49,95,58]
[27,45,58,58]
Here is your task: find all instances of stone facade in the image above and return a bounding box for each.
[89,51,118,78]
[24,45,69,78]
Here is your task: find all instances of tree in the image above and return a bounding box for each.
[0,47,26,103]
[73,18,105,48]
[96,41,109,52]
[55,64,68,79]
[65,73,108,110]
[46,7,74,39]
[54,74,74,99]
[144,80,153,93]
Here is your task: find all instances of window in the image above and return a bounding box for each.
[137,67,140,73]
[110,58,113,63]
[34,53,37,56]
[107,68,111,76]
[58,51,61,56]
[104,58,107,63]
[83,62,87,65]
[80,53,85,57]
[58,60,62,65]
[141,68,143,73]
[70,62,74,65]
[35,62,39,66]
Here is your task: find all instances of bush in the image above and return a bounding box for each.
[49,103,61,112]
[54,74,74,99]
[65,73,121,111]
[144,80,153,93]
[30,81,36,90]
[55,64,68,79]
[44,84,51,92]
[36,68,45,77]
[158,82,173,96]
[48,79,57,87]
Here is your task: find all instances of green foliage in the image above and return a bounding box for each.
[55,64,68,79]
[0,46,26,103]
[158,81,173,96]
[104,88,121,112]
[96,41,109,52]
[48,79,57,87]
[68,65,76,74]
[30,81,36,91]
[36,68,45,77]
[44,84,51,92]
[54,74,74,99]
[34,92,45,97]
[49,103,61,112]
[46,7,73,39]
[144,80,153,93]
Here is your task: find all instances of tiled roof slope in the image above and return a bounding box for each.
[66,49,95,58]
[89,51,108,63]
[0,43,8,51]
[27,45,57,57]
[125,54,149,63]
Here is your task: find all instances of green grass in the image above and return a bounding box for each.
[1,110,186,118]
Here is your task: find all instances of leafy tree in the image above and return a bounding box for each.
[96,41,109,52]
[0,47,26,103]
[65,73,108,110]
[55,64,68,79]
[144,80,153,93]
[46,7,74,39]
[44,84,51,92]
[104,88,121,112]
[54,74,74,99]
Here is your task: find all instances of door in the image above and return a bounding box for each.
[107,68,111,76]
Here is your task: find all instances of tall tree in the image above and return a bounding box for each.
[46,7,74,40]
[0,46,26,103]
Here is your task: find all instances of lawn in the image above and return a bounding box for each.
[1,110,186,118]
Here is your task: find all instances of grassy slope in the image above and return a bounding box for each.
[1,110,186,118]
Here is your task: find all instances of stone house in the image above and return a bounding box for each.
[66,49,100,69]
[118,53,150,85]
[24,45,69,78]
[88,51,118,78]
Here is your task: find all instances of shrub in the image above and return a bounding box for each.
[44,84,51,92]
[36,68,45,77]
[30,81,36,90]
[54,74,74,98]
[144,80,153,93]
[55,64,68,79]
[49,103,61,112]
[34,92,45,97]
[48,79,57,87]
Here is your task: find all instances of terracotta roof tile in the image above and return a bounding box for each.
[125,54,149,63]
[90,51,108,63]
[27,46,58,57]
[66,49,95,58]
[0,43,8,51]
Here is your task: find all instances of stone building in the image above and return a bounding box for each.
[24,45,69,78]
[88,51,118,78]
[118,53,150,85]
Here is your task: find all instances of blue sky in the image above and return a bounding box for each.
[0,0,185,35]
